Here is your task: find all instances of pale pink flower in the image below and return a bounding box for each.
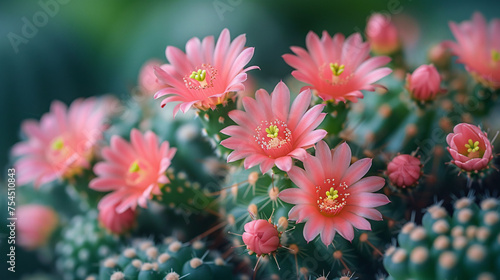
[90,129,176,213]
[138,59,168,95]
[446,123,493,172]
[366,13,400,55]
[12,98,112,187]
[279,141,389,245]
[242,219,281,256]
[220,81,327,173]
[386,154,422,188]
[282,31,392,103]
[17,205,58,250]
[405,64,446,102]
[154,28,258,115]
[99,201,137,234]
[447,12,500,89]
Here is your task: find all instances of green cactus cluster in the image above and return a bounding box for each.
[384,196,500,280]
[90,237,234,280]
[55,211,121,280]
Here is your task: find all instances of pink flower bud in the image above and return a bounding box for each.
[386,154,422,188]
[98,201,137,234]
[366,13,400,55]
[17,205,58,250]
[406,64,445,102]
[446,123,494,172]
[138,60,168,95]
[242,219,280,256]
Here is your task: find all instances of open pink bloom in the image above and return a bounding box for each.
[154,28,258,115]
[446,12,500,89]
[406,64,446,102]
[220,81,327,173]
[366,13,400,55]
[446,123,493,172]
[17,205,58,250]
[386,154,422,188]
[139,59,168,95]
[12,98,112,187]
[282,31,392,103]
[99,201,137,234]
[90,129,176,213]
[279,141,389,245]
[242,219,281,256]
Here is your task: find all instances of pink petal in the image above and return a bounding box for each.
[341,158,372,186]
[275,156,292,172]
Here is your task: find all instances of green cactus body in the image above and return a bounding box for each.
[384,197,500,280]
[94,237,233,280]
[55,211,121,280]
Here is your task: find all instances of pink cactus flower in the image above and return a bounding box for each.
[366,13,400,55]
[406,64,446,102]
[220,81,327,173]
[17,205,58,250]
[386,154,422,188]
[154,28,258,115]
[90,129,176,213]
[98,201,137,234]
[279,141,389,245]
[138,59,168,95]
[12,98,112,187]
[242,219,281,256]
[446,123,494,172]
[446,12,500,89]
[282,31,392,103]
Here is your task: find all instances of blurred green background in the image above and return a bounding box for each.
[1,0,500,169]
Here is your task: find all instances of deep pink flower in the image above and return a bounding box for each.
[406,64,445,102]
[99,201,137,234]
[220,81,327,173]
[138,59,168,95]
[242,219,281,256]
[17,205,58,250]
[366,13,400,55]
[386,154,422,188]
[447,12,500,89]
[446,123,493,172]
[12,98,112,187]
[154,28,258,115]
[282,31,392,103]
[279,141,389,245]
[90,129,176,213]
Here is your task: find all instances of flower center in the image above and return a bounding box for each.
[129,160,140,173]
[254,120,293,158]
[266,125,279,138]
[51,137,65,150]
[464,139,482,159]
[184,64,217,90]
[330,63,345,76]
[316,179,350,216]
[492,49,500,63]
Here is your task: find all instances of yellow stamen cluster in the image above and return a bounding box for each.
[464,139,480,153]
[326,187,339,200]
[492,49,500,63]
[330,63,345,76]
[266,125,279,138]
[51,138,64,150]
[189,69,207,81]
[129,161,140,173]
